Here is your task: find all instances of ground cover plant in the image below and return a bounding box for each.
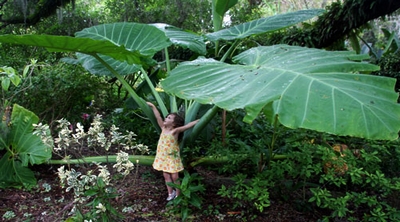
[1,114,400,221]
[1,1,400,221]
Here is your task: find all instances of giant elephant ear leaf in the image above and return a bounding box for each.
[73,22,172,76]
[206,9,324,41]
[0,104,52,188]
[0,35,144,65]
[151,23,206,55]
[162,45,400,140]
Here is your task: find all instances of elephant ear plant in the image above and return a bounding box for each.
[0,7,399,171]
[162,45,400,140]
[0,104,52,188]
[0,64,52,189]
[0,8,326,138]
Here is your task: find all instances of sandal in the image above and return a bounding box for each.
[166,190,176,201]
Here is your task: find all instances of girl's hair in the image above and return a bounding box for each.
[168,113,184,128]
[167,113,185,141]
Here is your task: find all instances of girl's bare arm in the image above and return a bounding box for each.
[174,119,199,134]
[147,102,164,128]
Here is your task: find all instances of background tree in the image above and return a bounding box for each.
[105,0,213,32]
[260,0,400,49]
[0,0,74,28]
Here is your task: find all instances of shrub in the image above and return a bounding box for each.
[9,63,120,129]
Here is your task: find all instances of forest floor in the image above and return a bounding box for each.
[0,161,321,222]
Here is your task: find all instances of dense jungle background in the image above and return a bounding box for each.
[1,0,400,221]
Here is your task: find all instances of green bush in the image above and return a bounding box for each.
[373,51,400,95]
[9,63,119,129]
[280,137,400,220]
[208,118,400,220]
[218,173,271,214]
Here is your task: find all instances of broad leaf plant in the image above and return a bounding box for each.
[0,3,399,178]
[0,104,52,188]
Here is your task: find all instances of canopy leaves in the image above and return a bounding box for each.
[161,45,400,140]
[0,34,146,65]
[206,9,324,41]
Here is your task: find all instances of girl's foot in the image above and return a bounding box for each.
[166,190,176,201]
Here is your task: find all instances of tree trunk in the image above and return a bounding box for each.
[314,0,400,48]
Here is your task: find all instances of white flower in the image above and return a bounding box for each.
[57,166,67,185]
[97,164,111,185]
[113,151,134,176]
[96,203,106,213]
[72,123,86,140]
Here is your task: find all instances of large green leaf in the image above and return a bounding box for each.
[162,45,400,140]
[206,9,324,42]
[76,22,171,56]
[212,0,238,31]
[0,153,36,188]
[214,0,238,16]
[72,53,142,76]
[73,22,171,76]
[0,104,52,188]
[0,35,145,65]
[151,23,206,55]
[10,104,52,165]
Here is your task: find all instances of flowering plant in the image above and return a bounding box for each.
[50,114,148,221]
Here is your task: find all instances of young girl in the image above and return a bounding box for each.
[147,102,199,201]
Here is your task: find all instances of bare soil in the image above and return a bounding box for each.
[0,162,319,222]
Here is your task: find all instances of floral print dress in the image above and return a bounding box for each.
[153,132,184,173]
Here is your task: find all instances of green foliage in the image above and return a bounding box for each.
[0,104,52,189]
[218,173,271,213]
[1,7,396,142]
[372,50,400,97]
[105,0,213,32]
[102,108,159,150]
[212,142,258,175]
[10,63,119,128]
[83,177,124,221]
[206,117,400,221]
[228,0,263,26]
[59,165,124,222]
[162,44,400,140]
[279,135,400,220]
[167,171,205,221]
[202,110,276,175]
[2,211,16,220]
[375,51,400,78]
[0,66,20,92]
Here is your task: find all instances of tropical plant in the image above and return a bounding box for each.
[218,173,271,213]
[240,134,400,221]
[166,170,205,221]
[0,2,399,166]
[0,104,52,188]
[0,64,23,108]
[58,164,124,221]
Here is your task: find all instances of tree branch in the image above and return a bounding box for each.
[314,0,400,48]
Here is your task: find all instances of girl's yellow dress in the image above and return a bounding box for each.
[153,132,184,173]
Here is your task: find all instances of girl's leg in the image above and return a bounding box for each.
[171,172,180,196]
[163,172,174,194]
